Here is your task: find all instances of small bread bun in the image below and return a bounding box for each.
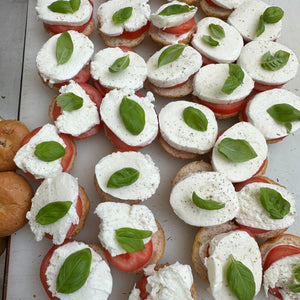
[199,0,233,20]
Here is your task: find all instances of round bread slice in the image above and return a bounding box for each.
[199,0,233,19]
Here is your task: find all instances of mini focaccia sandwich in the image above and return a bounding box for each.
[40,239,113,300]
[36,30,94,91]
[234,175,296,239]
[97,0,151,48]
[240,89,300,144]
[237,40,298,92]
[158,100,218,159]
[100,89,158,151]
[211,121,268,183]
[35,0,94,36]
[14,123,76,181]
[147,44,202,98]
[191,17,243,65]
[192,63,254,118]
[94,151,160,204]
[260,234,300,300]
[227,0,283,42]
[128,262,197,300]
[49,80,102,140]
[26,172,90,245]
[94,202,165,273]
[192,223,262,300]
[91,46,147,96]
[149,1,197,47]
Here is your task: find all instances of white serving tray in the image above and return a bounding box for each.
[6,0,300,299]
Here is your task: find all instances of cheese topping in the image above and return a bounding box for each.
[100,89,158,147]
[210,0,246,9]
[170,171,239,226]
[147,45,202,88]
[211,122,268,183]
[55,81,100,137]
[205,230,262,300]
[46,241,113,300]
[36,30,94,86]
[13,123,66,179]
[97,0,150,36]
[246,89,300,140]
[94,151,160,201]
[236,182,296,230]
[91,47,147,91]
[191,17,243,63]
[36,0,93,26]
[159,100,218,154]
[94,202,158,257]
[193,64,254,104]
[227,0,282,41]
[237,40,298,85]
[26,173,79,245]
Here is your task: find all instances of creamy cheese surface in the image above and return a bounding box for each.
[100,89,158,147]
[193,64,254,103]
[211,122,268,183]
[36,30,94,85]
[36,0,93,26]
[13,123,66,179]
[147,45,202,88]
[46,241,113,300]
[91,47,147,90]
[94,202,158,256]
[191,17,243,63]
[170,171,239,226]
[210,0,246,9]
[159,100,218,154]
[98,0,150,36]
[94,151,160,201]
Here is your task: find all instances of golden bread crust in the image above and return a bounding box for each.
[199,0,232,19]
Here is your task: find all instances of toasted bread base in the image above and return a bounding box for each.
[199,0,233,19]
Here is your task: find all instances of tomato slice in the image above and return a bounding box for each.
[102,240,153,272]
[205,0,222,8]
[136,274,149,300]
[116,21,151,40]
[162,18,196,35]
[201,54,217,65]
[254,81,284,92]
[234,176,270,192]
[160,78,189,90]
[234,223,271,235]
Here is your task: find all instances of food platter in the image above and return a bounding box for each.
[5,0,300,299]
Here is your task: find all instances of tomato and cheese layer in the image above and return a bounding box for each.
[14,123,66,180]
[191,17,243,64]
[170,171,239,226]
[94,202,158,257]
[94,151,160,201]
[36,0,93,26]
[97,0,150,36]
[147,45,202,88]
[46,241,113,299]
[36,30,93,86]
[204,230,262,299]
[211,122,268,183]
[91,47,147,91]
[100,89,158,148]
[227,0,282,42]
[208,0,246,9]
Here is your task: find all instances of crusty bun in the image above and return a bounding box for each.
[0,172,34,237]
[199,0,233,20]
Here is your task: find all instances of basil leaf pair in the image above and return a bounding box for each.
[202,23,225,47]
[57,92,83,111]
[158,44,186,68]
[261,50,290,71]
[107,168,139,188]
[56,31,73,65]
[48,0,80,14]
[192,192,225,210]
[34,141,65,162]
[109,55,130,73]
[112,7,132,24]
[158,4,195,16]
[287,266,300,292]
[116,227,152,252]
[222,64,244,95]
[183,106,208,131]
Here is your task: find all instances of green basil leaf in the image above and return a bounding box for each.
[267,104,300,123]
[218,137,257,163]
[116,227,152,239]
[293,266,300,281]
[56,248,92,293]
[260,187,290,219]
[263,6,284,24]
[226,254,256,300]
[229,63,244,82]
[202,35,219,47]
[112,7,133,24]
[56,92,83,112]
[34,141,65,162]
[261,50,290,71]
[56,31,73,65]
[256,15,265,37]
[70,0,80,12]
[109,54,130,73]
[221,64,244,94]
[35,201,72,225]
[48,1,73,13]
[107,167,140,188]
[158,4,195,16]
[284,122,292,134]
[209,23,225,39]
[287,283,300,293]
[183,106,208,131]
[158,44,186,68]
[192,191,225,210]
[119,96,145,135]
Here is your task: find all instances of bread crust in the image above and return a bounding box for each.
[199,0,232,20]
